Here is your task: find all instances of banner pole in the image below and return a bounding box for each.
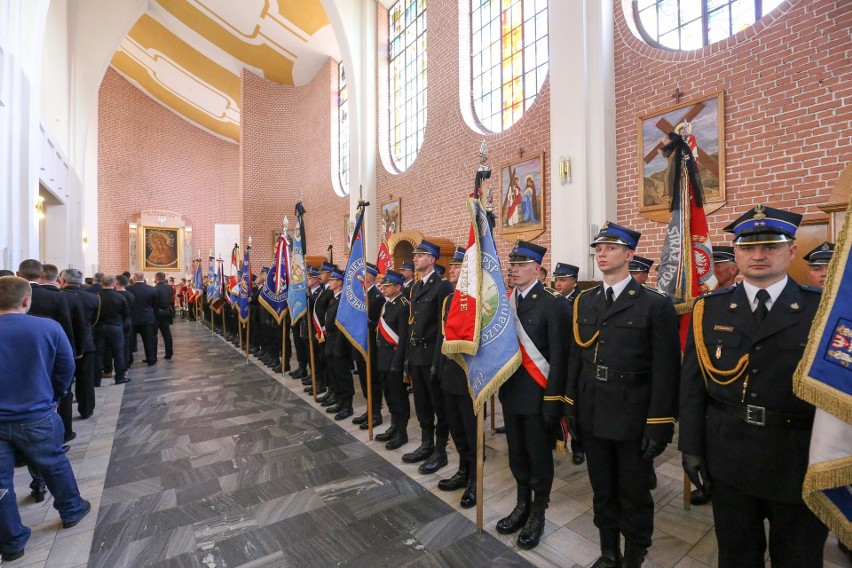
[490,394,496,431]
[238,319,243,350]
[476,408,484,532]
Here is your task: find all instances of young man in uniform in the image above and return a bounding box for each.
[322,267,353,420]
[566,222,680,568]
[352,263,385,429]
[552,262,584,465]
[374,270,411,450]
[803,241,834,288]
[679,205,828,568]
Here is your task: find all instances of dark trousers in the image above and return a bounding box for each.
[57,393,73,439]
[582,429,654,548]
[96,325,127,381]
[505,413,553,500]
[713,479,828,568]
[75,351,95,417]
[131,323,156,363]
[444,390,477,470]
[355,353,382,411]
[294,323,309,367]
[411,364,448,437]
[327,355,354,399]
[155,315,173,358]
[377,368,410,420]
[312,342,327,388]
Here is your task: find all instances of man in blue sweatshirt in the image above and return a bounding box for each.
[0,276,91,562]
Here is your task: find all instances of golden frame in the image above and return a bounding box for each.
[637,91,726,222]
[498,152,546,242]
[142,226,181,271]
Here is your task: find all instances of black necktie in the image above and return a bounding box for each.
[516,293,524,310]
[754,289,770,326]
[606,287,615,308]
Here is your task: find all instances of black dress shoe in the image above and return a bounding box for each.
[147,360,157,366]
[352,412,368,425]
[517,511,545,549]
[326,402,343,413]
[419,451,448,474]
[64,432,77,443]
[301,378,313,386]
[62,444,70,453]
[690,488,711,505]
[460,479,477,508]
[572,452,586,465]
[272,364,282,373]
[374,425,397,442]
[437,469,468,491]
[320,395,339,408]
[495,425,506,434]
[317,392,334,404]
[334,407,354,421]
[496,505,530,534]
[360,415,382,430]
[2,549,25,561]
[31,487,46,503]
[114,377,130,385]
[164,355,173,360]
[293,368,307,379]
[61,500,91,528]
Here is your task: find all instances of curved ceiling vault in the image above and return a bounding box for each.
[110,0,341,143]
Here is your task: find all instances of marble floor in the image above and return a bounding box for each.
[6,320,848,567]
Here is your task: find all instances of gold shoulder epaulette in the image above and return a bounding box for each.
[577,285,600,299]
[642,284,668,297]
[400,296,410,306]
[544,286,561,298]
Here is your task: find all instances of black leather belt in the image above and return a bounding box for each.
[708,397,812,429]
[583,361,648,383]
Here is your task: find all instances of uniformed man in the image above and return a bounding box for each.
[803,241,834,288]
[322,266,354,420]
[403,240,454,473]
[496,241,570,550]
[565,222,680,568]
[315,262,337,405]
[712,246,739,289]
[374,270,411,450]
[679,205,828,568]
[352,263,386,429]
[627,255,654,285]
[432,247,477,508]
[400,261,415,298]
[552,262,584,465]
[303,267,327,394]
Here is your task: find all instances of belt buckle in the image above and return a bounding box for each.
[595,365,609,382]
[746,405,766,426]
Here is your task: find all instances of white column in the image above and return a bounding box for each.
[549,0,616,280]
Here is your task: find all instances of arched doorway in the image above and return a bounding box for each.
[388,230,456,278]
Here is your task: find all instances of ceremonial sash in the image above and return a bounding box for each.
[312,308,326,343]
[509,290,550,389]
[378,306,399,348]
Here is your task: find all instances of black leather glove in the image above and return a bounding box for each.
[682,453,712,496]
[640,437,667,462]
[565,414,580,445]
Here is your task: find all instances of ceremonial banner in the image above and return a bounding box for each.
[442,198,521,414]
[206,256,215,298]
[228,244,240,306]
[376,239,392,275]
[795,197,852,545]
[189,260,203,302]
[656,132,716,347]
[337,209,368,359]
[290,215,308,324]
[236,246,252,323]
[259,235,289,324]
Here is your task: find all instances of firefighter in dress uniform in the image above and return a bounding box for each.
[352,263,386,430]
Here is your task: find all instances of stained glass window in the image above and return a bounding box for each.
[337,63,350,196]
[388,0,427,172]
[471,0,548,133]
[637,0,786,50]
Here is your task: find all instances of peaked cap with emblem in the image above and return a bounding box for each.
[590,221,641,250]
[399,261,414,271]
[382,269,405,286]
[450,247,466,265]
[307,266,320,277]
[724,204,802,245]
[508,240,546,264]
[365,262,379,276]
[413,240,440,258]
[320,261,335,273]
[712,245,735,263]
[803,241,835,266]
[328,266,344,280]
[628,255,654,273]
[553,263,579,278]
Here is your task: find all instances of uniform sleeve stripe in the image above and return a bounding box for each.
[646,417,676,424]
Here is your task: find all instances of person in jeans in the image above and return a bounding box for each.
[95,276,130,385]
[0,276,91,562]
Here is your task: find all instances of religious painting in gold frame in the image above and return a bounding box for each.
[381,198,402,242]
[142,226,181,271]
[638,91,726,222]
[499,152,545,241]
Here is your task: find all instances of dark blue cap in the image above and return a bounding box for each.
[320,261,335,272]
[724,204,801,244]
[329,266,344,280]
[628,256,654,273]
[712,246,735,263]
[590,221,641,251]
[553,263,579,278]
[382,270,405,286]
[365,262,379,276]
[435,264,446,277]
[400,261,414,271]
[803,242,835,265]
[307,266,320,277]
[413,240,440,258]
[509,240,546,264]
[450,247,466,265]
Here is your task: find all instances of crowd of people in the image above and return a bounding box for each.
[0,202,840,566]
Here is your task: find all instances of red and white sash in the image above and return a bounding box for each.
[509,289,550,389]
[312,308,326,342]
[378,305,399,349]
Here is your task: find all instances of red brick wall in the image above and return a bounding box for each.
[97,68,241,274]
[614,0,852,255]
[241,63,346,267]
[374,3,552,265]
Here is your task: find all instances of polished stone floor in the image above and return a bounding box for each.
[7,320,848,567]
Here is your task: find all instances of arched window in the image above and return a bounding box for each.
[635,0,786,50]
[337,63,350,195]
[388,0,427,172]
[471,0,548,133]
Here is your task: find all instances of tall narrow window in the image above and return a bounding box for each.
[388,0,427,172]
[338,63,350,195]
[471,0,548,133]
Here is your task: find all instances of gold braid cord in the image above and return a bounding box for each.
[572,291,599,348]
[693,299,749,385]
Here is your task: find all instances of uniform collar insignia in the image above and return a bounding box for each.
[628,289,636,296]
[790,302,800,310]
[729,302,738,309]
[531,294,537,299]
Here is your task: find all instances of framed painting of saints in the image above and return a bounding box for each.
[638,91,726,222]
[499,153,545,241]
[142,227,181,271]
